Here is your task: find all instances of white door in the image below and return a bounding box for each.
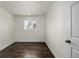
[69,2,79,58]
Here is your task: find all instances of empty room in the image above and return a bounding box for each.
[0,1,79,58]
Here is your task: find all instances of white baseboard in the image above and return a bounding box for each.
[0,41,15,51]
[45,41,58,58]
[15,40,45,42]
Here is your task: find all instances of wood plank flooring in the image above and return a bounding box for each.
[0,42,55,58]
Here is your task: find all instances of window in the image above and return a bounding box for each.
[24,20,37,30]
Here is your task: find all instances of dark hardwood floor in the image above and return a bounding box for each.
[0,42,55,58]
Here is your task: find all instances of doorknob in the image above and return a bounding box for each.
[65,40,71,44]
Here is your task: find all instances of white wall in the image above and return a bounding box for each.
[0,2,1,6]
[0,7,15,50]
[15,16,46,42]
[46,2,75,58]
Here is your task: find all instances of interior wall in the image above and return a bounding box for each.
[0,6,15,50]
[0,2,1,6]
[46,1,75,58]
[15,16,46,42]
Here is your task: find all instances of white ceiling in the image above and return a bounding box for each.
[1,1,53,16]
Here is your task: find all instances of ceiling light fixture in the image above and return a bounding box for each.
[28,13,32,15]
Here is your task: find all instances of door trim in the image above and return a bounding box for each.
[71,1,79,58]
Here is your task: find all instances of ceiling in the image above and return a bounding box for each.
[1,1,53,16]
